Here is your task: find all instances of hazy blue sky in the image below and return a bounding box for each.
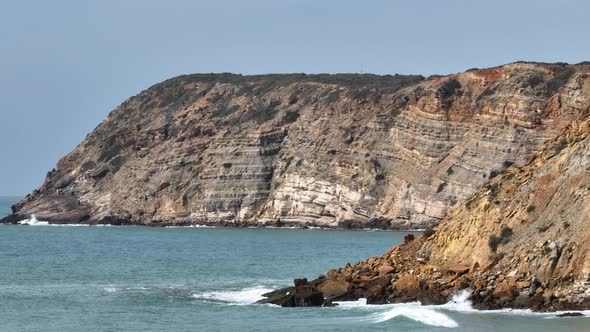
[1,0,589,196]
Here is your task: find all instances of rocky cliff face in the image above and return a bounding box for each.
[4,62,590,228]
[261,111,590,311]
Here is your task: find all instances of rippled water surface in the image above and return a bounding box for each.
[1,198,589,331]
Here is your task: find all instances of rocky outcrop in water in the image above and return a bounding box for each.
[3,62,590,229]
[262,112,590,311]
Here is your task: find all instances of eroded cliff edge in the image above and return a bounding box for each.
[4,62,590,228]
[260,113,590,311]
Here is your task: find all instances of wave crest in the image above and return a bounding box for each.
[192,286,274,305]
[373,305,459,328]
[18,215,49,226]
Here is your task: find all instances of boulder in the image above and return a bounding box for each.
[257,287,295,306]
[377,264,395,275]
[393,275,421,298]
[366,284,388,304]
[292,285,325,307]
[417,283,449,305]
[257,279,325,307]
[557,312,584,317]
[448,265,470,275]
[319,279,350,299]
[512,293,544,310]
[294,278,308,287]
[492,283,518,301]
[369,275,392,288]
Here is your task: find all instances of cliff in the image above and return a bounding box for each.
[4,62,590,229]
[261,110,590,311]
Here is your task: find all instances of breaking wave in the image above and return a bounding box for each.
[105,283,588,329]
[331,297,459,328]
[327,290,586,327]
[372,304,459,328]
[192,285,275,305]
[440,289,589,318]
[190,285,460,327]
[18,215,49,226]
[16,215,113,227]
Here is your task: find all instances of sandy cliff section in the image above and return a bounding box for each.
[261,113,590,311]
[426,112,590,292]
[4,62,590,228]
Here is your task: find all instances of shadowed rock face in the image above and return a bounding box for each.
[4,62,590,228]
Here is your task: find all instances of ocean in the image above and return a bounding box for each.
[1,197,589,331]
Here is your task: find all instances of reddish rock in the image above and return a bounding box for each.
[319,280,350,299]
[393,275,421,297]
[447,265,470,275]
[366,284,388,304]
[492,283,517,301]
[377,264,395,275]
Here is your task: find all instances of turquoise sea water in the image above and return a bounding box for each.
[1,199,590,331]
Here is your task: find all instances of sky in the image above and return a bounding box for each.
[0,0,589,196]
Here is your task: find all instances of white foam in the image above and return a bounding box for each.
[16,215,111,227]
[102,286,150,293]
[191,283,588,327]
[192,286,274,305]
[333,298,369,309]
[18,214,49,226]
[373,304,459,328]
[333,290,584,328]
[50,223,89,227]
[331,297,459,327]
[435,289,585,317]
[389,289,588,320]
[435,290,534,315]
[438,289,474,312]
[165,225,216,228]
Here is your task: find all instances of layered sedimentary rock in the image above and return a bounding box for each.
[4,62,590,228]
[263,113,590,311]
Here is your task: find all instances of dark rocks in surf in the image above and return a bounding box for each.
[259,236,590,312]
[556,312,584,317]
[256,278,325,307]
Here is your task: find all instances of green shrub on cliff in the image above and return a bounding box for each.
[282,111,300,124]
[437,78,462,99]
[242,100,281,124]
[210,104,239,119]
[546,68,575,96]
[423,228,436,238]
[288,92,299,105]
